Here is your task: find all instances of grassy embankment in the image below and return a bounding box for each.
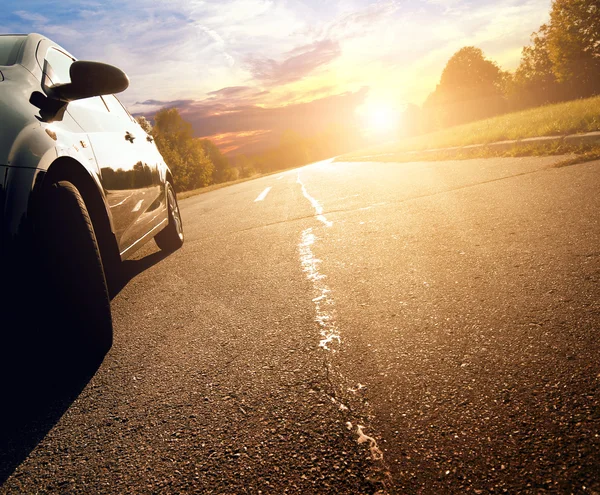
[339,96,600,165]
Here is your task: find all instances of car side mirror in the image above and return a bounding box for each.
[47,61,129,102]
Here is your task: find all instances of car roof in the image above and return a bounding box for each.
[1,33,75,73]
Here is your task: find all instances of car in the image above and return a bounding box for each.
[0,33,184,359]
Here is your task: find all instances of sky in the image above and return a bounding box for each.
[3,0,552,153]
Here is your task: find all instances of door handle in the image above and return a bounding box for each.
[125,131,136,143]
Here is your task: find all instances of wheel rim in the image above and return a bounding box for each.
[168,186,184,240]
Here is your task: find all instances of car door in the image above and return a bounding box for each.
[41,47,160,255]
[90,94,164,255]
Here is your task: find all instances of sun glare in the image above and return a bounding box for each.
[359,103,400,136]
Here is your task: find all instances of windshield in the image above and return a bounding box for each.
[0,35,26,66]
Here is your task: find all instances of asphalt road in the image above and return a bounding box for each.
[1,156,599,494]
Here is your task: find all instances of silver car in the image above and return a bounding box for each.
[1,33,184,357]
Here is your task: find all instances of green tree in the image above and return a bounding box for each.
[423,47,507,129]
[152,108,214,191]
[198,139,233,183]
[511,25,564,108]
[439,47,503,94]
[546,0,600,97]
[154,108,194,145]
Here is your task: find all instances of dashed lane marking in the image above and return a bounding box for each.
[254,186,272,202]
[299,228,340,351]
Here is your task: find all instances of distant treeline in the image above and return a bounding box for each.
[413,0,600,133]
[137,109,364,193]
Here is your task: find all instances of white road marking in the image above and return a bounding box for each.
[254,186,272,202]
[299,228,340,351]
[276,174,284,180]
[296,167,387,466]
[353,424,384,461]
[296,173,332,227]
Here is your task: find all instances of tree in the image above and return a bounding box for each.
[154,108,194,145]
[152,108,214,191]
[546,0,600,98]
[439,47,503,95]
[423,47,507,129]
[511,25,564,109]
[198,139,233,183]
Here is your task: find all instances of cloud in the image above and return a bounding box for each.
[188,87,367,137]
[5,0,255,104]
[13,10,49,24]
[246,39,341,85]
[136,87,368,154]
[206,130,272,155]
[324,1,401,39]
[195,24,235,67]
[131,99,194,114]
[207,86,268,99]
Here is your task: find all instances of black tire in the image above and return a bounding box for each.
[98,234,123,299]
[154,181,184,252]
[40,180,113,361]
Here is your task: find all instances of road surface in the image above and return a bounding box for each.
[2,156,599,494]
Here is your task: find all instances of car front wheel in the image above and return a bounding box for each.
[154,181,184,252]
[40,180,113,362]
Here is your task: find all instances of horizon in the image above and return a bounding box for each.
[2,0,552,154]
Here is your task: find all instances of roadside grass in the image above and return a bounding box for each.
[338,141,600,167]
[554,148,600,168]
[340,96,600,161]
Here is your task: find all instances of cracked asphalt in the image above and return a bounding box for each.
[1,156,599,494]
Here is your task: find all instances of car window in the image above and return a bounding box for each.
[0,35,26,66]
[44,47,73,85]
[76,95,110,113]
[104,95,134,122]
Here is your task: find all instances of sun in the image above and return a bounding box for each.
[358,102,400,136]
